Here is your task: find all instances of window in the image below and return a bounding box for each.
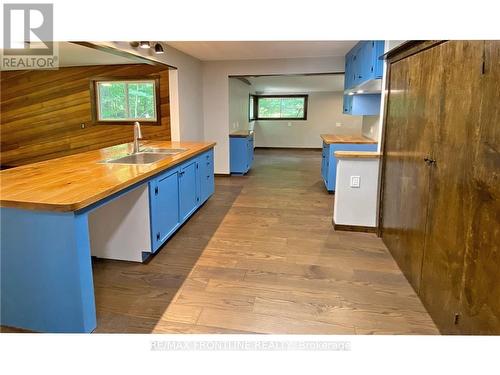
[249,94,256,121]
[253,95,308,120]
[91,77,160,124]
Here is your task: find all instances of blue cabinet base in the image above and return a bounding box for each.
[230,134,254,174]
[321,142,378,192]
[1,147,215,333]
[0,208,96,333]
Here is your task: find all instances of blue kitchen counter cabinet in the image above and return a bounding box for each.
[321,139,377,192]
[230,132,254,175]
[0,146,215,333]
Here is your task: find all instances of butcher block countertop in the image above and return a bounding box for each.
[0,141,216,212]
[229,130,254,137]
[320,134,377,144]
[335,151,381,159]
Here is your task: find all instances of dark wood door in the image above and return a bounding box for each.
[380,46,443,292]
[456,40,500,334]
[418,41,485,333]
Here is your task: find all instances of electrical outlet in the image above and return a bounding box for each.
[287,122,292,127]
[336,122,342,127]
[350,176,361,188]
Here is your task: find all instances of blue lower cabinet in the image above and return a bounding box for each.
[149,148,215,252]
[150,168,180,252]
[230,134,254,174]
[321,142,378,192]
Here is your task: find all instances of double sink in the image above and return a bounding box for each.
[102,148,187,165]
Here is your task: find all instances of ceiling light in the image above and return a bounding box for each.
[357,89,364,94]
[348,92,355,96]
[154,43,164,54]
[139,41,150,49]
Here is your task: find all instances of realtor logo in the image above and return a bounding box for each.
[2,3,58,69]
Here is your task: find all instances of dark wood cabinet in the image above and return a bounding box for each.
[380,41,500,334]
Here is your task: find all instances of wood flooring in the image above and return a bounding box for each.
[2,149,439,334]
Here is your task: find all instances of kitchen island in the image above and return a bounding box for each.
[0,140,215,333]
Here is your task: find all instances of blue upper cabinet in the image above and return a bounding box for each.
[343,41,384,116]
[345,41,384,90]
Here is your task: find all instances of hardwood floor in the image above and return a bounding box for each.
[2,148,439,334]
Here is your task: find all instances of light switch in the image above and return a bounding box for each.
[336,122,342,127]
[350,176,361,188]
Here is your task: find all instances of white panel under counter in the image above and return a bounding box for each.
[88,183,152,262]
[333,151,380,231]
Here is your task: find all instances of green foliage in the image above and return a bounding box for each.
[257,97,305,119]
[98,81,155,120]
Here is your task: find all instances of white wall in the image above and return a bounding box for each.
[97,42,204,142]
[254,91,363,148]
[333,157,380,227]
[228,78,254,132]
[203,56,345,174]
[361,115,380,141]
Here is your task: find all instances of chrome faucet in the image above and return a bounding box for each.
[133,121,143,153]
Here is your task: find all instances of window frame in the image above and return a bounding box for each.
[253,94,308,121]
[90,75,161,125]
[249,94,257,121]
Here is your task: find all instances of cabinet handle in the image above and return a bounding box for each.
[154,186,158,195]
[424,157,436,165]
[207,161,210,165]
[156,232,160,241]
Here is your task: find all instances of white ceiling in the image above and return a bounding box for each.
[166,41,357,61]
[58,42,139,67]
[242,74,345,93]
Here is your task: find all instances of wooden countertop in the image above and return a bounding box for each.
[320,134,377,144]
[0,141,216,212]
[230,130,254,138]
[335,151,381,159]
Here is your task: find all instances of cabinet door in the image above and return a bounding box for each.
[457,40,500,334]
[230,137,249,174]
[199,149,214,204]
[373,41,385,78]
[150,169,180,251]
[344,51,353,89]
[419,41,488,333]
[179,160,199,222]
[381,50,437,292]
[351,44,361,86]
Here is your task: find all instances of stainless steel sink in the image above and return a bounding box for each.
[102,152,170,165]
[141,147,187,155]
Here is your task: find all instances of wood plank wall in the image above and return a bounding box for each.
[0,64,171,168]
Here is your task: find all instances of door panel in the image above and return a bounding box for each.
[381,47,441,292]
[419,41,485,333]
[151,170,180,251]
[179,161,198,222]
[456,40,500,334]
